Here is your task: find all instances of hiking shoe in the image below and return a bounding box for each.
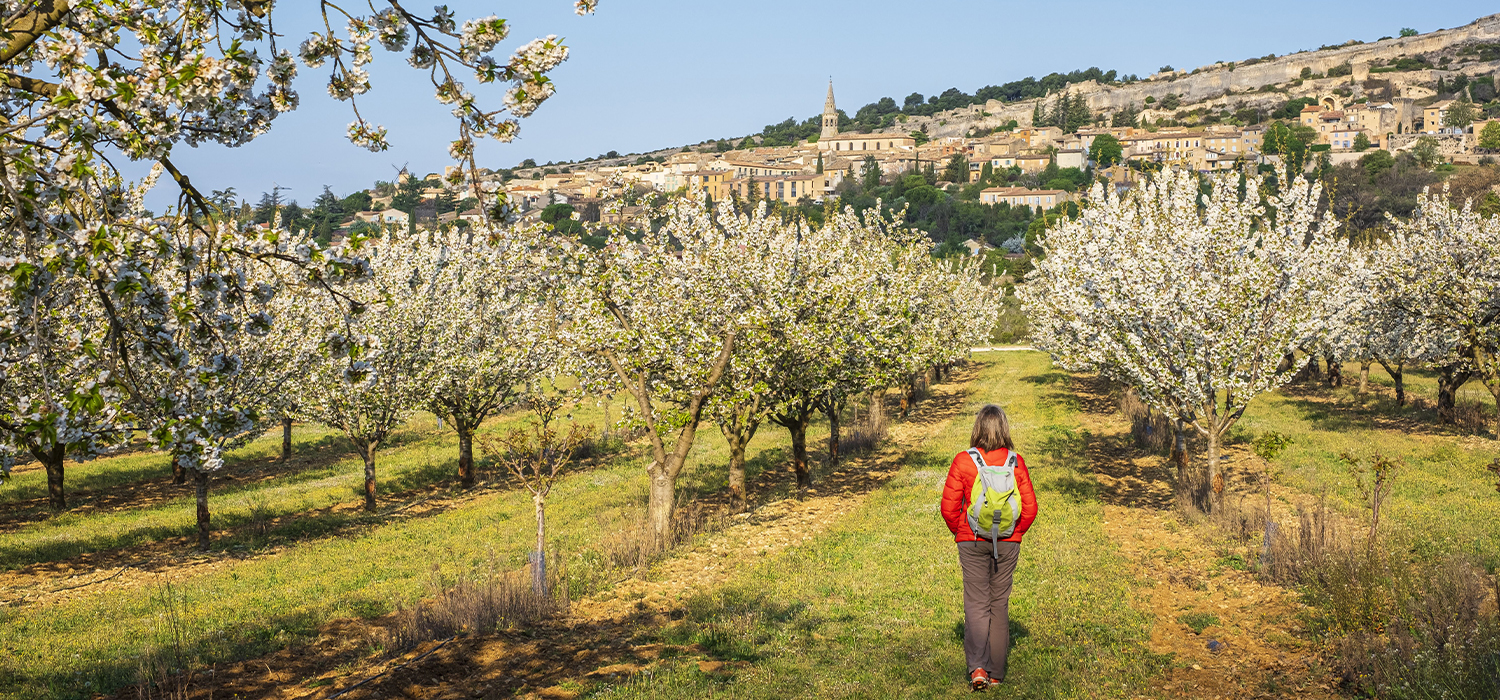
[969,668,990,691]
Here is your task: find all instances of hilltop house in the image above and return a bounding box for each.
[979,187,1072,210]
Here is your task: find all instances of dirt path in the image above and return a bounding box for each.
[1069,375,1340,700]
[111,367,979,700]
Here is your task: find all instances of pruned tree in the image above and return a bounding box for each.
[481,392,585,594]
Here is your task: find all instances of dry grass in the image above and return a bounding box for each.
[597,498,723,574]
[388,554,571,650]
[1200,485,1500,698]
[1121,389,1174,456]
[839,407,889,457]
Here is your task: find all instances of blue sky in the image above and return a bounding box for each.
[146,1,1495,208]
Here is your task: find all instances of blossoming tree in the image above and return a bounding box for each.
[424,226,557,487]
[1023,171,1345,511]
[1375,191,1500,431]
[0,1,593,504]
[553,195,760,546]
[298,235,445,512]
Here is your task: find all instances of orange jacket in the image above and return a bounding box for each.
[940,447,1038,543]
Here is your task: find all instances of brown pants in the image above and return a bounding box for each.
[958,540,1021,680]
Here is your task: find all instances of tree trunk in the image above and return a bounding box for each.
[280,417,293,462]
[532,494,547,595]
[1324,353,1342,388]
[1379,360,1406,406]
[646,467,675,551]
[1358,361,1371,394]
[1483,378,1500,438]
[720,419,757,513]
[1206,430,1223,515]
[788,420,811,489]
[171,455,186,485]
[358,441,379,511]
[1437,364,1472,424]
[457,422,476,488]
[1171,419,1189,486]
[825,403,841,468]
[194,468,212,550]
[39,446,65,511]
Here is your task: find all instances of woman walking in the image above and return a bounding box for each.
[940,404,1038,691]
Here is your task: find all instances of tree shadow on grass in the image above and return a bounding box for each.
[0,455,499,579]
[0,429,436,533]
[1066,374,1177,510]
[1275,380,1494,439]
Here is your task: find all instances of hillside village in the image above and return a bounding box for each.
[278,14,1500,253]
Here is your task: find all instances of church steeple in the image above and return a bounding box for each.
[821,80,839,140]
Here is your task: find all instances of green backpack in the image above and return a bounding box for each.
[965,448,1020,560]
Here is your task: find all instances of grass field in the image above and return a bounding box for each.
[0,396,822,700]
[3,351,1497,699]
[1230,364,1500,569]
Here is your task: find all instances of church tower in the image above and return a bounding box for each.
[821,81,839,140]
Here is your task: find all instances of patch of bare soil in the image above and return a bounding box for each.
[1070,375,1339,700]
[106,366,979,700]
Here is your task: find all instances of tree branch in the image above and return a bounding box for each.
[1,1,73,66]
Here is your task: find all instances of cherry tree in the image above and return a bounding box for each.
[0,1,593,503]
[299,235,444,512]
[1023,171,1345,512]
[553,194,767,546]
[1376,191,1500,431]
[424,225,556,487]
[127,250,332,548]
[1327,249,1453,404]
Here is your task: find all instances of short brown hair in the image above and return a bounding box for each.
[970,404,1014,452]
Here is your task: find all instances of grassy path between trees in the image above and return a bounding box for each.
[563,351,1170,699]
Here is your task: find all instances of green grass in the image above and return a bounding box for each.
[1231,364,1500,569]
[1176,612,1219,635]
[0,393,836,700]
[585,352,1170,699]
